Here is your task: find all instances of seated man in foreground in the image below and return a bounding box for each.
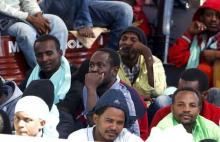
[14,96,50,137]
[156,88,220,141]
[68,89,143,142]
[83,48,148,139]
[19,35,82,138]
[150,68,220,129]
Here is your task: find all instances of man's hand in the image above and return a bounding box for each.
[26,12,51,35]
[202,50,217,63]
[78,27,95,38]
[187,21,207,35]
[85,72,104,91]
[132,42,153,59]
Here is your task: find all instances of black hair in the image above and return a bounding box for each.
[172,87,202,107]
[34,34,60,50]
[180,68,209,93]
[94,106,127,126]
[121,26,147,45]
[0,110,12,134]
[94,106,108,116]
[199,8,206,16]
[97,48,120,67]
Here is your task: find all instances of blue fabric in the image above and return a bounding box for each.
[39,0,93,30]
[39,0,133,50]
[88,0,133,49]
[82,78,140,136]
[6,14,68,68]
[120,82,146,118]
[26,56,71,104]
[93,89,130,127]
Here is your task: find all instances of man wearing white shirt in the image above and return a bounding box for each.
[68,89,143,142]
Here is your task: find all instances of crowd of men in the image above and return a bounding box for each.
[0,0,220,142]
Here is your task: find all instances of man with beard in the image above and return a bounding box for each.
[156,88,220,141]
[83,48,148,140]
[68,89,143,142]
[118,26,166,101]
[168,0,220,86]
[150,68,220,131]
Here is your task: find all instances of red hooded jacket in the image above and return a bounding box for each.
[168,0,220,67]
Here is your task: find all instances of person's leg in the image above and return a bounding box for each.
[6,22,37,68]
[39,0,77,30]
[89,0,133,50]
[44,14,68,52]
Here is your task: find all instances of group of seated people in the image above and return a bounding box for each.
[1,0,220,142]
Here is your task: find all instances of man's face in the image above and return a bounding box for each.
[14,111,45,136]
[178,79,199,91]
[201,8,220,33]
[34,40,62,74]
[118,32,139,61]
[93,107,125,141]
[171,90,200,125]
[89,51,118,87]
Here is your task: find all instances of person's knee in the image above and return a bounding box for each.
[116,1,133,19]
[44,14,68,33]
[10,23,37,40]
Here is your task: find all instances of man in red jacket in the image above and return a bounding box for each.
[168,0,220,86]
[150,68,220,131]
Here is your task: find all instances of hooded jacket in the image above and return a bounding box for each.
[168,0,220,68]
[0,80,22,128]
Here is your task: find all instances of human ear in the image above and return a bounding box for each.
[58,49,63,56]
[93,114,99,125]
[112,66,119,76]
[39,120,46,128]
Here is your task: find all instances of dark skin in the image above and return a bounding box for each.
[26,12,51,35]
[171,90,201,133]
[85,51,119,112]
[178,79,208,103]
[119,32,154,101]
[34,40,62,78]
[78,27,95,38]
[187,8,220,63]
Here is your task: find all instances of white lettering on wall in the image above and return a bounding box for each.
[67,39,83,49]
[8,41,19,53]
[67,35,104,49]
[99,35,103,46]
